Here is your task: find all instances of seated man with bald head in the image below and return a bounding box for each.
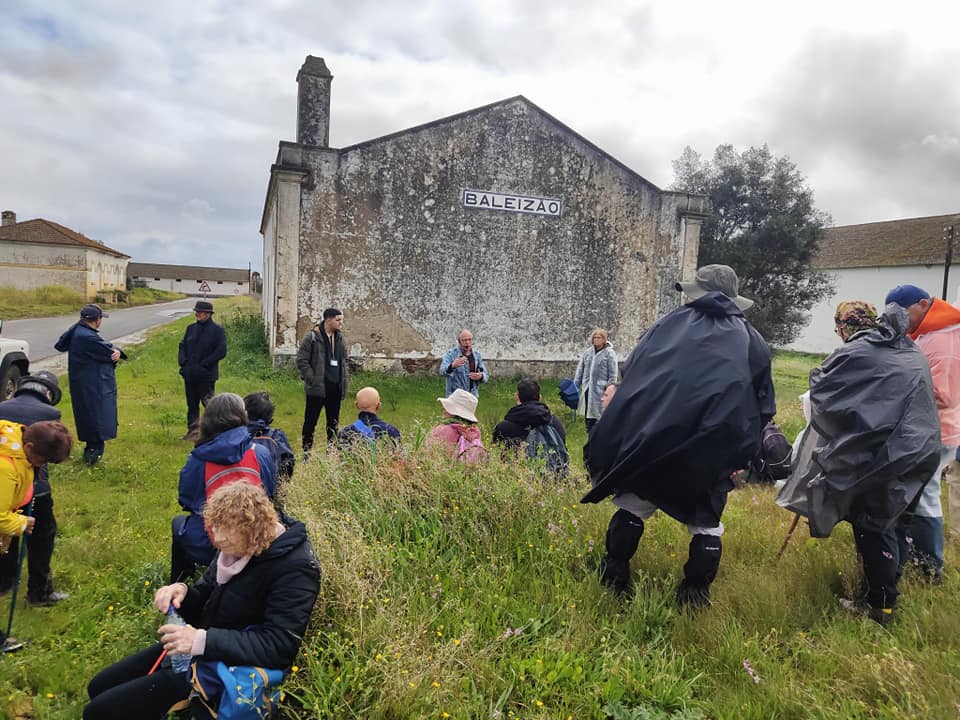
[337,387,401,446]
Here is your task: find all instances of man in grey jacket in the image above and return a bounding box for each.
[296,308,348,453]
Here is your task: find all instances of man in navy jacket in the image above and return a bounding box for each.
[54,304,122,465]
[178,300,227,437]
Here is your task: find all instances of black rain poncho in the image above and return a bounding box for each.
[582,292,776,526]
[776,307,941,537]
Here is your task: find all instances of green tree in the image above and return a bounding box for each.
[671,144,834,345]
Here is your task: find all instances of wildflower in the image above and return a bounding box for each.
[432,681,441,687]
[492,711,502,719]
[752,495,760,506]
[742,659,761,684]
[503,628,514,638]
[442,713,450,719]
[291,666,300,673]
[46,693,54,699]
[375,654,383,662]
[513,628,522,637]
[107,605,114,612]
[536,700,544,707]
[144,580,151,587]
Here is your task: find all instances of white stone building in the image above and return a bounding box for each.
[127,262,250,297]
[789,213,960,354]
[0,211,129,300]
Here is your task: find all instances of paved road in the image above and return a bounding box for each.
[1,297,197,363]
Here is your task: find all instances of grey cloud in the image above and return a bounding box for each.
[760,31,960,223]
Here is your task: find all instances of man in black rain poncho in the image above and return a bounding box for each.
[583,265,775,608]
[777,302,941,623]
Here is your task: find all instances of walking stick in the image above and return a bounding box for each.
[776,513,801,561]
[2,502,33,653]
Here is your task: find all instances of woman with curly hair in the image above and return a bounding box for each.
[84,482,321,719]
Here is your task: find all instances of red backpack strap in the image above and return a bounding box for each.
[204,446,263,499]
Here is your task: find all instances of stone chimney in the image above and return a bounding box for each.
[296,56,333,147]
[1,210,15,226]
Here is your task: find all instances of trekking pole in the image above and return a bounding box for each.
[776,513,801,561]
[2,502,33,654]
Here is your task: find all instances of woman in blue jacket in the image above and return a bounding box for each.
[170,393,276,583]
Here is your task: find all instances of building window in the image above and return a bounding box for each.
[217,281,223,284]
[154,277,160,281]
[176,279,181,282]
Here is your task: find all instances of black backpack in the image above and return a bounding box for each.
[750,421,793,483]
[525,423,569,478]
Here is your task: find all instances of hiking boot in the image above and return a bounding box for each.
[676,580,711,610]
[839,597,895,625]
[598,556,632,596]
[27,591,69,607]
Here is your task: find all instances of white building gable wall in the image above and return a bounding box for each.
[787,264,960,355]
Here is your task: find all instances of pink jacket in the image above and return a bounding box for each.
[425,422,484,461]
[911,298,960,445]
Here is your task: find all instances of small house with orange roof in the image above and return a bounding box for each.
[0,210,130,301]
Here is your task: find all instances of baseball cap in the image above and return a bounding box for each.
[884,284,930,308]
[80,303,108,319]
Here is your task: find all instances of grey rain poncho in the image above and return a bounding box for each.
[777,305,941,537]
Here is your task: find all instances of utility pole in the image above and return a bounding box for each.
[943,225,955,300]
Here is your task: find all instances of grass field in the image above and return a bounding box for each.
[0,300,957,719]
[0,285,185,320]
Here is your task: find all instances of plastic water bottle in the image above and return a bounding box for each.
[166,606,193,674]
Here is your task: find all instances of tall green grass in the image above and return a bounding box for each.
[0,303,956,719]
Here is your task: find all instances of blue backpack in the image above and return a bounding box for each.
[191,660,286,719]
[558,379,580,411]
[348,419,376,440]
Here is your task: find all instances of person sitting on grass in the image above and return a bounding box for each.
[244,391,295,482]
[492,378,568,475]
[337,386,401,446]
[170,393,276,583]
[83,482,321,720]
[425,388,487,463]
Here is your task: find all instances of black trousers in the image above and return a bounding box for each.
[852,523,900,610]
[84,643,192,720]
[0,493,56,599]
[185,380,216,431]
[302,382,342,452]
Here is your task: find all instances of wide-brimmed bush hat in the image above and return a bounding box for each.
[437,388,478,423]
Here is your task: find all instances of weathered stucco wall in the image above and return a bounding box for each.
[289,99,699,364]
[0,241,88,294]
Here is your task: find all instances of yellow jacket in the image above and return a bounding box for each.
[0,421,34,539]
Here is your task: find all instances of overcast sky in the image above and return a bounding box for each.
[2,0,957,271]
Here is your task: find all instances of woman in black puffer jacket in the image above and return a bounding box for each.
[84,483,321,719]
